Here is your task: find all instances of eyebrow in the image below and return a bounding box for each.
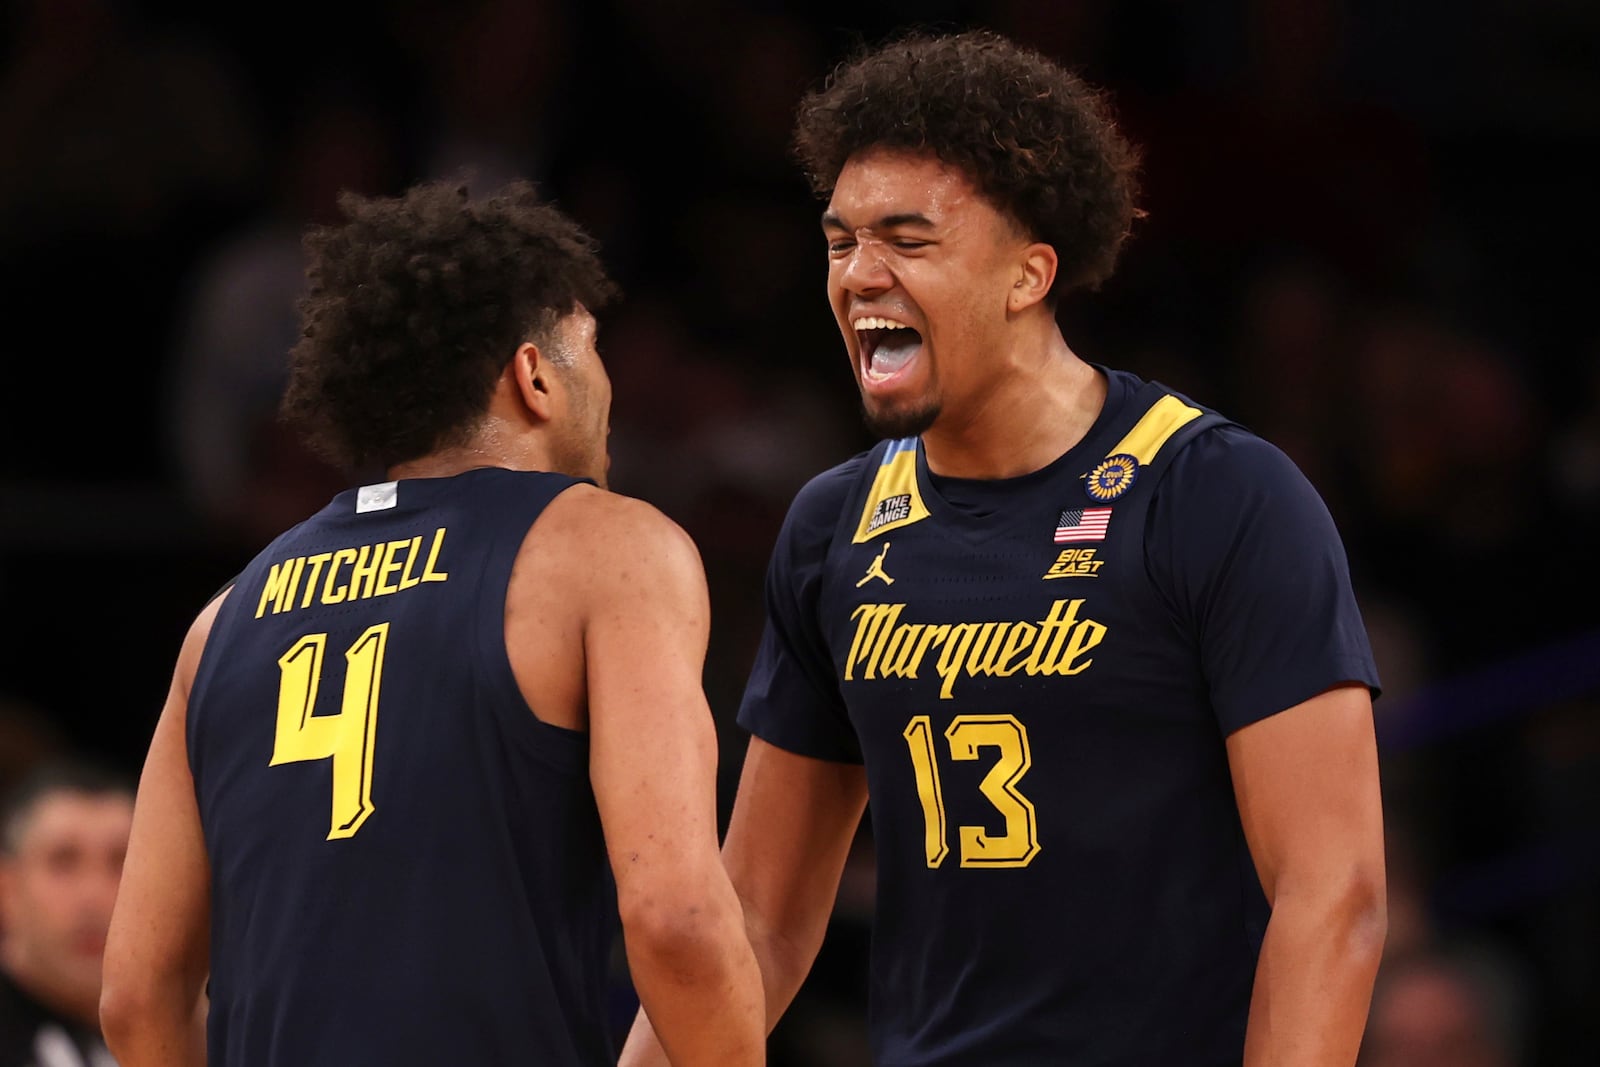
[821,211,936,231]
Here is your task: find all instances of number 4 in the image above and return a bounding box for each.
[902,714,1040,868]
[271,624,389,839]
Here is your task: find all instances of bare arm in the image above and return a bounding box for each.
[1230,683,1387,1066]
[620,737,868,1066]
[100,594,221,1066]
[576,494,765,1066]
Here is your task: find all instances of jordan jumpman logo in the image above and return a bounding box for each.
[856,542,895,587]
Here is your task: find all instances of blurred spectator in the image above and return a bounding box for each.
[1361,941,1532,1067]
[164,87,397,548]
[0,760,134,1067]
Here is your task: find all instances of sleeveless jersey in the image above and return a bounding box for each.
[188,468,615,1067]
[740,369,1380,1065]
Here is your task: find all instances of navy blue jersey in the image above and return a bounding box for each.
[188,469,616,1067]
[739,369,1380,1066]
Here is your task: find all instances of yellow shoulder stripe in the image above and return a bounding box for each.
[852,439,931,543]
[1105,394,1202,464]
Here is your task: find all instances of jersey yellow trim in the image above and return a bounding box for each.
[1105,394,1203,464]
[853,440,932,543]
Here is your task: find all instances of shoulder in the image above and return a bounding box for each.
[1164,422,1322,501]
[176,586,232,699]
[1150,422,1350,577]
[539,482,697,554]
[528,483,707,598]
[774,448,878,554]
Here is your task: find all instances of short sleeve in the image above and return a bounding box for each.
[1149,425,1381,735]
[737,460,866,763]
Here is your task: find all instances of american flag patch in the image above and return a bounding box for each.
[1054,507,1112,542]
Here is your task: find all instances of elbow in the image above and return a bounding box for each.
[1348,866,1388,964]
[1309,863,1389,966]
[1273,861,1388,965]
[99,956,205,1051]
[619,887,743,980]
[98,970,148,1049]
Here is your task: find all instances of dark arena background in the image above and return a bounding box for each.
[1,1,1596,1063]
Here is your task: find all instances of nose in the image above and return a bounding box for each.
[838,240,894,295]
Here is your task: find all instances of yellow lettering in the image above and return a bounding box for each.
[907,625,950,680]
[846,604,903,680]
[995,622,1037,676]
[845,599,1107,693]
[371,540,406,597]
[348,544,380,601]
[421,527,450,583]
[256,560,298,619]
[935,624,980,699]
[1025,600,1083,674]
[965,622,1008,677]
[322,549,359,604]
[1046,549,1103,579]
[301,553,333,608]
[397,536,423,590]
[880,624,924,678]
[1051,620,1107,675]
[282,556,309,613]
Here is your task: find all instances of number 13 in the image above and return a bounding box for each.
[902,714,1040,868]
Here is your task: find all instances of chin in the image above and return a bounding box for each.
[861,399,940,440]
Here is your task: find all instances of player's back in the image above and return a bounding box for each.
[187,468,614,1067]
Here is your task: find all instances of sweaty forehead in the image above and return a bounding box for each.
[824,148,978,229]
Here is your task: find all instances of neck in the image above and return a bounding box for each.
[386,417,553,482]
[921,333,1106,479]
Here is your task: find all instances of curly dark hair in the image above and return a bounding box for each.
[793,29,1142,296]
[281,179,616,471]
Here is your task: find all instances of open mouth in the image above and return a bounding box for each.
[854,316,924,382]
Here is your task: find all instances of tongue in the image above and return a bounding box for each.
[871,333,921,375]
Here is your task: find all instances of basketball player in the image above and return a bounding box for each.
[624,29,1386,1067]
[100,180,765,1067]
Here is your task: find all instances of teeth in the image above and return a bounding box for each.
[852,316,912,331]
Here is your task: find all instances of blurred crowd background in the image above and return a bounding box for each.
[0,0,1596,1063]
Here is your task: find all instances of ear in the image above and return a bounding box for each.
[509,340,556,423]
[1009,242,1059,313]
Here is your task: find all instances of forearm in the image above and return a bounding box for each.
[1243,886,1387,1066]
[742,902,831,1030]
[101,980,206,1067]
[619,897,829,1066]
[622,901,766,1067]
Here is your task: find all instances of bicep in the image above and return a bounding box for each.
[583,515,722,894]
[1225,684,1385,905]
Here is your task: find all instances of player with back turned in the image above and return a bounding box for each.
[623,29,1386,1067]
[98,180,765,1067]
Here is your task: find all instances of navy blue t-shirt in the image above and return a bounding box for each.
[738,369,1380,1066]
[188,469,616,1067]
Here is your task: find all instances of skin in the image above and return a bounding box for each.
[624,149,1385,1067]
[99,307,766,1067]
[821,147,1101,479]
[0,790,133,1030]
